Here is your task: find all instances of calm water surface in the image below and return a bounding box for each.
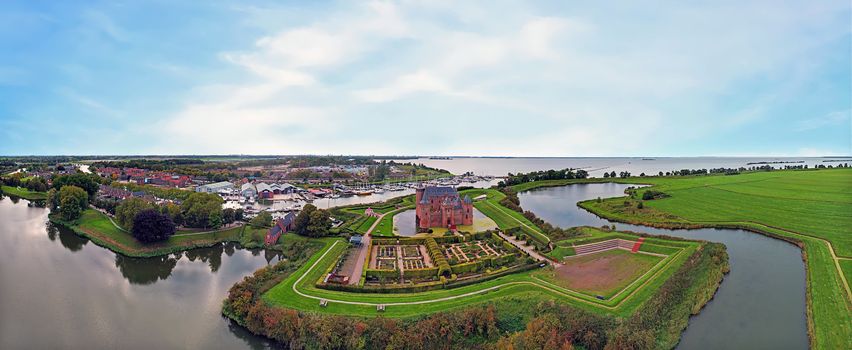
[518,184,808,349]
[409,156,849,177]
[0,196,279,349]
[0,166,813,348]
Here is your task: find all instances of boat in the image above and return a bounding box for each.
[355,190,373,196]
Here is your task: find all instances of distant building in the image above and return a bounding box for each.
[415,186,473,232]
[240,183,257,199]
[349,235,363,246]
[265,212,296,245]
[97,184,131,200]
[256,182,297,199]
[195,181,234,193]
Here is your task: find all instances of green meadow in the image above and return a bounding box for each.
[51,209,252,257]
[1,185,48,200]
[262,228,699,319]
[577,169,852,349]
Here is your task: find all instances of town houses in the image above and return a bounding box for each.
[95,167,192,188]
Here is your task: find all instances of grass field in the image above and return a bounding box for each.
[461,188,551,245]
[353,216,378,234]
[372,206,414,237]
[51,209,249,257]
[1,185,47,200]
[262,227,697,319]
[536,249,664,297]
[575,169,852,349]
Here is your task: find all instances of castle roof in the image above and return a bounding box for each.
[419,186,459,204]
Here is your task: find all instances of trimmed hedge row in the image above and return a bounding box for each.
[319,279,445,294]
[402,267,439,279]
[425,238,451,277]
[365,269,398,280]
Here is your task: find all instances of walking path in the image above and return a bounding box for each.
[498,231,558,266]
[347,212,387,285]
[288,240,687,311]
[92,206,242,237]
[483,200,550,243]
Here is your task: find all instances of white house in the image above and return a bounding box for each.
[195,181,234,193]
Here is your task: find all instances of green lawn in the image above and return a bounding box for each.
[462,188,551,245]
[372,206,413,237]
[52,209,247,257]
[262,228,697,319]
[353,216,378,234]
[577,169,852,349]
[1,185,47,200]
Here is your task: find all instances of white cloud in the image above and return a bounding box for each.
[153,0,849,156]
[795,109,851,131]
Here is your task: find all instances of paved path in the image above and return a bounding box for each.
[347,212,387,285]
[91,205,242,237]
[483,200,550,243]
[290,240,686,310]
[498,231,559,266]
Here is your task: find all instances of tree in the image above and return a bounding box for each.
[306,209,332,237]
[223,208,237,225]
[181,192,224,229]
[52,173,101,197]
[609,171,616,178]
[132,209,176,243]
[235,208,245,222]
[250,211,272,228]
[294,204,317,235]
[25,177,49,192]
[46,188,59,210]
[57,185,88,221]
[160,202,183,226]
[115,197,157,231]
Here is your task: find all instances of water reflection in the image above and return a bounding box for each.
[116,254,179,285]
[518,184,808,349]
[0,197,284,348]
[56,224,88,251]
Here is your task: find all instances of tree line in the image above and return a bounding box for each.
[498,168,589,187]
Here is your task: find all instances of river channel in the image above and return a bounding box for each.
[517,183,808,349]
[0,181,809,349]
[0,196,277,349]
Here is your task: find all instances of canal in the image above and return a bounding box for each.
[0,196,277,349]
[517,183,809,349]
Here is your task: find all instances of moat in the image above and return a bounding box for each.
[517,184,808,349]
[0,182,808,349]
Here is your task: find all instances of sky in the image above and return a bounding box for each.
[0,0,850,157]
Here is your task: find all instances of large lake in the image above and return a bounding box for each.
[518,184,808,349]
[405,156,849,177]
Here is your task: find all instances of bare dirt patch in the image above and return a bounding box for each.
[552,249,662,297]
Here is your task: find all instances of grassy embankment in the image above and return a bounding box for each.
[1,185,47,200]
[459,188,551,246]
[543,169,852,349]
[336,195,416,236]
[50,209,268,257]
[261,227,700,318]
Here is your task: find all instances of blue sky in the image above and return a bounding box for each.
[1,0,850,156]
